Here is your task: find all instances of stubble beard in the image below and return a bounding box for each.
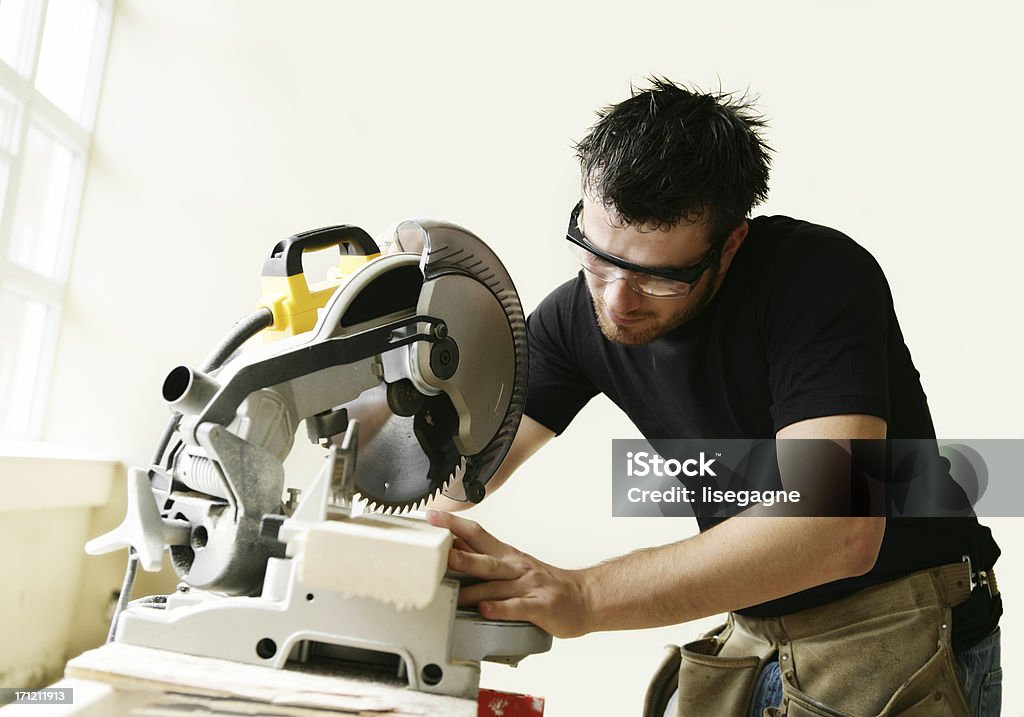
[589,265,721,346]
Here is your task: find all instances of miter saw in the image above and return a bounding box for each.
[85,219,551,699]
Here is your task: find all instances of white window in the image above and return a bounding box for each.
[0,0,112,439]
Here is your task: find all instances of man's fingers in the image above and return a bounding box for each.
[457,576,526,607]
[452,538,475,553]
[449,549,521,581]
[478,598,533,624]
[426,509,510,556]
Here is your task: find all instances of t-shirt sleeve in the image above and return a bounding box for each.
[765,235,892,431]
[525,279,599,435]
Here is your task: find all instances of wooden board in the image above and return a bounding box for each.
[66,644,476,716]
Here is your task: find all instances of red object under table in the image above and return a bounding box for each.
[477,688,545,716]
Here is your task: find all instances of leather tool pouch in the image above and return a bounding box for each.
[769,641,968,716]
[662,568,977,717]
[767,626,971,717]
[764,575,973,717]
[674,622,764,717]
[643,644,683,717]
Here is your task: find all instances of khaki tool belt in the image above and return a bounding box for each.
[644,560,998,717]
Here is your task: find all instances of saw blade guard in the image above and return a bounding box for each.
[408,218,527,502]
[345,218,528,509]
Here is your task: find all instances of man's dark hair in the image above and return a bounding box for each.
[575,78,772,242]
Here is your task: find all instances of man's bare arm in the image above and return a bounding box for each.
[427,414,886,638]
[427,415,555,512]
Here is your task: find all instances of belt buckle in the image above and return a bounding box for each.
[962,554,993,597]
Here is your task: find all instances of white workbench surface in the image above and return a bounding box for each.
[2,643,476,716]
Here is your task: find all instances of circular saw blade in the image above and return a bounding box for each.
[347,383,466,512]
[342,219,527,512]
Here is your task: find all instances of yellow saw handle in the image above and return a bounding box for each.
[257,225,381,341]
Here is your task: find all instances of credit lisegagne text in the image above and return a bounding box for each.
[626,485,801,508]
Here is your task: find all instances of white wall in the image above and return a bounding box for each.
[43,1,1023,714]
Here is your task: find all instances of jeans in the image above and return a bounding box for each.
[748,627,1002,717]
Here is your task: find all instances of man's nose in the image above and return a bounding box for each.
[603,276,643,314]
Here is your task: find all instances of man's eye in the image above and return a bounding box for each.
[641,276,689,291]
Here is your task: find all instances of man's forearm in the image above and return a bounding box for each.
[578,516,885,633]
[427,414,887,639]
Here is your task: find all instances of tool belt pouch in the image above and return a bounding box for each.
[675,623,761,717]
[765,570,974,717]
[643,644,683,717]
[771,641,968,716]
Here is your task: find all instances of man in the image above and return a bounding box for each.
[427,79,1002,716]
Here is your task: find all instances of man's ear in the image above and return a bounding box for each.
[718,221,749,274]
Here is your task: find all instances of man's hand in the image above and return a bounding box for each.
[425,510,591,638]
[424,415,887,637]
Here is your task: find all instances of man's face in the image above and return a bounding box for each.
[577,195,743,346]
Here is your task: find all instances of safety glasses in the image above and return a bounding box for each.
[565,200,722,299]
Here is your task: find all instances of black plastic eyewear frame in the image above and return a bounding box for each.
[565,200,724,286]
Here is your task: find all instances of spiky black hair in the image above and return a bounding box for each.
[575,78,773,242]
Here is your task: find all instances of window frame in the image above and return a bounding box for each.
[0,0,113,440]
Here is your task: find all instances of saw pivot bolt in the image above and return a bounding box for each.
[432,322,448,340]
[429,338,459,380]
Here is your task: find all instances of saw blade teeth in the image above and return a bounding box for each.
[415,493,436,512]
[355,452,470,515]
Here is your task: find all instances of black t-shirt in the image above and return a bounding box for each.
[525,214,1000,650]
